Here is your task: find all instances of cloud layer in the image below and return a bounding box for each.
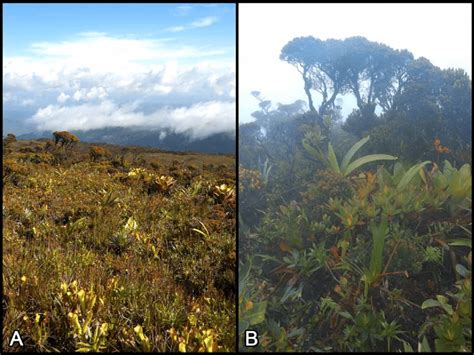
[3,32,235,138]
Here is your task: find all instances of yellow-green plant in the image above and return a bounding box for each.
[303,135,398,176]
[213,183,236,204]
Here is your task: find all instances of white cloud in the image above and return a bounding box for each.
[3,32,235,138]
[21,98,35,106]
[28,100,235,140]
[168,26,186,33]
[73,90,83,101]
[167,16,218,32]
[191,16,218,28]
[86,86,108,100]
[57,92,70,103]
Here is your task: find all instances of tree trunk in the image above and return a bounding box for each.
[302,67,316,112]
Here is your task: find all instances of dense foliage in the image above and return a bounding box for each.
[3,139,236,352]
[239,36,471,352]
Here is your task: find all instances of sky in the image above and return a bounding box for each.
[3,3,236,139]
[239,3,472,124]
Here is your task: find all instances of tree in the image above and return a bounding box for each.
[280,37,349,130]
[4,133,16,146]
[363,58,471,162]
[53,131,80,148]
[340,37,413,115]
[281,36,414,135]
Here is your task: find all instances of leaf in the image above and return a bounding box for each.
[239,259,252,296]
[327,142,341,174]
[287,327,305,338]
[341,136,370,173]
[418,167,428,186]
[455,264,468,277]
[421,298,441,309]
[191,228,208,238]
[245,301,267,325]
[397,161,431,191]
[435,295,454,315]
[344,154,398,176]
[419,336,432,352]
[302,139,325,163]
[281,282,303,303]
[392,162,406,184]
[369,216,389,275]
[338,311,354,320]
[449,239,472,248]
[402,340,415,352]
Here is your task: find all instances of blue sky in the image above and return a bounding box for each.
[3,3,236,137]
[4,4,235,60]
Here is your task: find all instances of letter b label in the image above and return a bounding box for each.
[245,330,258,347]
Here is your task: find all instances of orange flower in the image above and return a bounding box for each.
[442,147,450,153]
[434,138,441,146]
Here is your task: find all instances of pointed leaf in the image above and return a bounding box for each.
[341,135,370,172]
[449,239,472,248]
[344,154,398,176]
[392,162,406,184]
[419,336,432,352]
[402,340,415,352]
[302,139,325,163]
[397,161,431,191]
[327,142,341,174]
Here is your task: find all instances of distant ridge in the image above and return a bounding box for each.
[17,127,236,155]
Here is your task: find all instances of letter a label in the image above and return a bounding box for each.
[10,330,24,347]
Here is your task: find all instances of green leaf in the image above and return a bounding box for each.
[397,161,431,191]
[246,301,267,325]
[341,135,370,173]
[402,340,415,352]
[419,336,432,352]
[302,139,325,163]
[421,298,441,309]
[392,162,406,184]
[338,311,354,320]
[344,154,398,176]
[449,239,472,248]
[369,216,389,275]
[239,259,252,296]
[435,295,454,315]
[327,142,341,174]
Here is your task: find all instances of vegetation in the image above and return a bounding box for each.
[239,35,471,352]
[3,137,236,352]
[53,131,80,148]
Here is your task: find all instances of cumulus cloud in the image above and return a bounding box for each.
[3,32,235,138]
[57,92,70,103]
